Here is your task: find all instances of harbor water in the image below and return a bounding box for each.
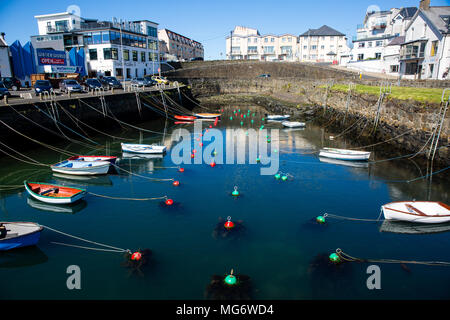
[0,106,449,300]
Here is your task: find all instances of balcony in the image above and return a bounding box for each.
[356,24,365,31]
[47,26,70,33]
[400,41,427,60]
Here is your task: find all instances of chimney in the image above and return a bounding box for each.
[0,32,5,40]
[419,0,430,10]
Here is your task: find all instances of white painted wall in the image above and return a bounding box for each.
[0,47,12,77]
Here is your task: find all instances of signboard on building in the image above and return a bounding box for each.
[43,65,82,73]
[36,49,66,66]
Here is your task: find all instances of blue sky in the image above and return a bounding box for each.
[1,0,449,60]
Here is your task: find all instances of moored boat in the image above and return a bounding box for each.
[24,181,86,204]
[67,155,117,165]
[195,113,222,119]
[51,160,110,175]
[0,222,43,251]
[381,201,450,224]
[318,148,371,161]
[174,115,197,121]
[281,121,306,128]
[267,115,290,121]
[121,143,166,154]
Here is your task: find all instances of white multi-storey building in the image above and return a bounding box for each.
[298,25,350,63]
[399,1,450,79]
[347,6,418,75]
[31,12,160,79]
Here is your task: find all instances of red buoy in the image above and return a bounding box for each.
[191,154,195,158]
[193,149,197,153]
[131,252,142,261]
[165,199,174,206]
[209,125,212,128]
[179,168,185,172]
[224,217,235,229]
[199,142,203,147]
[210,161,216,167]
[173,180,180,186]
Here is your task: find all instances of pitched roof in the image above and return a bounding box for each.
[0,35,7,47]
[387,36,405,46]
[299,25,345,37]
[397,7,418,19]
[422,6,450,34]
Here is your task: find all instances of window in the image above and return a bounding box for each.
[431,41,438,56]
[321,45,325,49]
[103,48,118,60]
[376,40,383,47]
[89,49,98,60]
[429,64,434,77]
[248,46,257,53]
[303,45,307,49]
[102,32,110,43]
[390,65,399,73]
[92,32,102,44]
[271,38,274,42]
[141,52,146,62]
[254,38,257,43]
[375,52,381,59]
[358,42,365,48]
[123,49,129,61]
[357,54,364,60]
[368,42,372,47]
[311,45,317,50]
[288,37,292,42]
[264,38,268,43]
[116,68,123,78]
[147,26,157,37]
[330,37,334,41]
[132,51,138,61]
[263,46,274,53]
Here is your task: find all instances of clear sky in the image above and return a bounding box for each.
[1,0,449,60]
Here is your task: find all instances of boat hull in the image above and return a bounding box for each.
[282,121,305,128]
[121,143,166,154]
[0,222,43,251]
[382,201,450,224]
[318,148,371,161]
[174,115,196,121]
[68,156,117,165]
[267,115,290,121]
[51,164,110,175]
[194,113,221,119]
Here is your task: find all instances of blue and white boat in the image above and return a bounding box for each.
[0,222,43,251]
[51,160,110,175]
[121,143,167,154]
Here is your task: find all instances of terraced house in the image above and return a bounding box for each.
[158,29,204,61]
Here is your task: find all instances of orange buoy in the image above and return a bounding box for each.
[210,161,216,167]
[179,167,185,172]
[173,180,180,186]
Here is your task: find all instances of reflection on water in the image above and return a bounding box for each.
[0,246,48,269]
[379,220,450,235]
[27,197,87,215]
[52,173,113,187]
[0,105,448,300]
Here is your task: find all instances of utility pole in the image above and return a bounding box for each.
[230,30,232,60]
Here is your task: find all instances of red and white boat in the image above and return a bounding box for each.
[174,115,197,121]
[194,113,221,119]
[382,201,450,224]
[68,155,117,165]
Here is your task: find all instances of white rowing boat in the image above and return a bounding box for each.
[267,115,290,121]
[319,156,369,168]
[281,121,306,128]
[318,148,371,161]
[381,201,450,224]
[121,143,166,154]
[51,160,110,175]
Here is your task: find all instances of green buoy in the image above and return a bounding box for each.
[232,186,240,196]
[329,253,341,264]
[281,175,287,181]
[262,117,265,121]
[251,119,254,124]
[274,173,281,180]
[224,269,237,285]
[256,157,260,163]
[316,215,326,224]
[230,116,233,120]
[243,114,246,118]
[240,121,243,126]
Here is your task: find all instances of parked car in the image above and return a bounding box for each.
[190,57,204,61]
[59,79,83,93]
[0,81,11,99]
[33,80,53,96]
[98,76,122,90]
[83,78,103,91]
[130,78,152,87]
[257,74,271,78]
[1,77,21,91]
[151,76,169,85]
[143,76,158,86]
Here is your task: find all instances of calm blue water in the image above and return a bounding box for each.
[0,106,449,300]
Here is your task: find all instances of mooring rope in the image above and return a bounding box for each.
[322,212,383,222]
[88,191,167,201]
[0,118,77,157]
[0,139,51,167]
[335,248,450,267]
[41,224,130,253]
[111,163,174,182]
[58,103,134,142]
[180,90,211,110]
[78,99,167,135]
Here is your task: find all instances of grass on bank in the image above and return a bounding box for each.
[329,84,448,104]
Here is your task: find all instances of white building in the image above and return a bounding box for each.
[31,12,160,79]
[347,6,418,75]
[0,32,12,78]
[298,25,350,63]
[399,1,450,79]
[158,29,204,61]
